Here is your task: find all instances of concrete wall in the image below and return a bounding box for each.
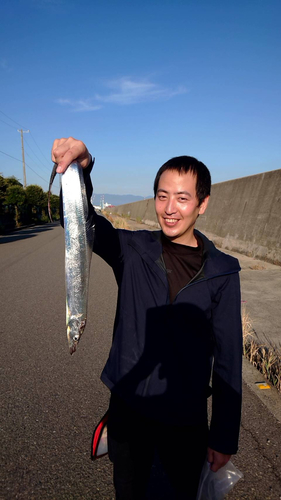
[109,197,159,227]
[107,169,281,265]
[196,169,281,265]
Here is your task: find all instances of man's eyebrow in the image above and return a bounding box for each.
[176,190,192,196]
[157,188,192,196]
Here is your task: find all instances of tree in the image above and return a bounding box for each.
[0,174,8,211]
[26,184,46,207]
[5,185,26,227]
[5,176,23,187]
[48,194,60,220]
[25,184,48,223]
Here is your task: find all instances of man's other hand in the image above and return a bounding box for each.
[207,447,231,472]
[51,137,91,174]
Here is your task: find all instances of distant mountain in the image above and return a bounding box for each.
[91,193,152,206]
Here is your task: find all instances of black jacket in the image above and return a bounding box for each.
[62,164,243,454]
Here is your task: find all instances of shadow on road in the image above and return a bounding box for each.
[0,223,60,244]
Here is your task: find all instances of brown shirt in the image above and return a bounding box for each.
[162,234,204,303]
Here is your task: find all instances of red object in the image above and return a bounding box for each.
[91,411,109,460]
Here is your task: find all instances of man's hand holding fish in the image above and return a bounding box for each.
[52,137,91,173]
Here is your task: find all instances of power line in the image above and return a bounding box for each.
[25,151,50,176]
[29,132,51,165]
[0,149,22,163]
[0,118,17,129]
[24,138,51,173]
[0,148,47,183]
[0,108,51,170]
[0,108,56,186]
[0,109,27,129]
[0,149,59,190]
[25,163,50,184]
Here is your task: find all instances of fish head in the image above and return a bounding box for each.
[67,316,86,355]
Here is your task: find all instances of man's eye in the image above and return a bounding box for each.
[179,197,188,202]
[158,195,167,200]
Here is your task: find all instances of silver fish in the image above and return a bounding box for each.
[48,161,94,354]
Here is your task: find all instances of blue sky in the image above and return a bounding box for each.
[0,0,280,197]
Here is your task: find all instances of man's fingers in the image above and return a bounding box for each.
[51,137,68,163]
[210,462,220,473]
[207,448,231,472]
[56,149,78,173]
[51,137,90,173]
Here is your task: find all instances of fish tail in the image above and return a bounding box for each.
[48,163,58,222]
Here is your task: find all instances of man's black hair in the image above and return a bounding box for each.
[153,156,211,206]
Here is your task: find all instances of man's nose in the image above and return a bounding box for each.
[165,198,177,215]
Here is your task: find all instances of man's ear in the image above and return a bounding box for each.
[198,195,210,215]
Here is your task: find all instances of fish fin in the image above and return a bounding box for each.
[48,163,58,222]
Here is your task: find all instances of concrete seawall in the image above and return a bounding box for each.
[107,169,281,265]
[108,197,158,228]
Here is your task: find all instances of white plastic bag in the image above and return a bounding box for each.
[196,459,243,500]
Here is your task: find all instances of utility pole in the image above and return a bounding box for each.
[17,129,29,188]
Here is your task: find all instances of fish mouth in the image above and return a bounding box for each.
[67,319,86,354]
[67,333,79,355]
[68,334,80,355]
[69,343,77,355]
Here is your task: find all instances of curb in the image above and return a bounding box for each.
[242,357,281,424]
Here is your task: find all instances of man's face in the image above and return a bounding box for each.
[155,169,209,246]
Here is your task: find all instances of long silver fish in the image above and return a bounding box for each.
[48,161,94,354]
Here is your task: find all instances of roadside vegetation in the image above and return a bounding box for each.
[0,173,60,233]
[101,210,129,229]
[242,306,281,393]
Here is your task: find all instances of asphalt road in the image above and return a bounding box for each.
[1,224,281,500]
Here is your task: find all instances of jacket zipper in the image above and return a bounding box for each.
[174,264,239,302]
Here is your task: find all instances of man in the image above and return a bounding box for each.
[52,137,242,500]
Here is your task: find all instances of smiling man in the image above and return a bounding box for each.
[154,159,209,246]
[53,138,243,500]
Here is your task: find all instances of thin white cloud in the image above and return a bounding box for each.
[96,77,187,105]
[56,77,188,111]
[56,98,102,112]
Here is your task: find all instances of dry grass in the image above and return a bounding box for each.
[102,211,130,230]
[249,264,266,270]
[113,217,130,229]
[242,306,281,393]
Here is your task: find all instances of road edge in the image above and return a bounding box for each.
[242,356,281,424]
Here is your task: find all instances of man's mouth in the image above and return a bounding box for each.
[163,218,179,225]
